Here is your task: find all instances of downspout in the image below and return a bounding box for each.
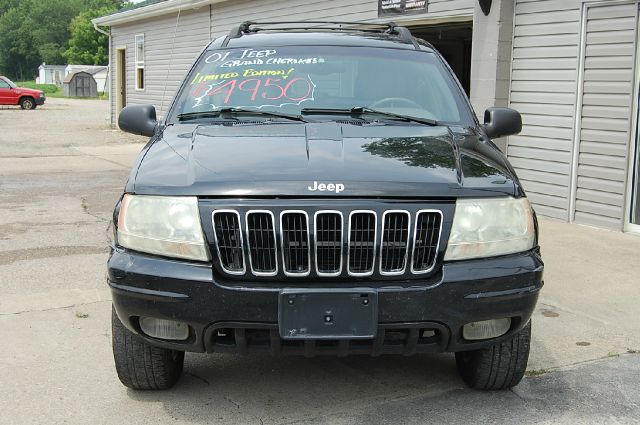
[94,22,111,122]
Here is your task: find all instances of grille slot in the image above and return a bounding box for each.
[380,211,410,274]
[411,210,442,273]
[280,211,310,275]
[212,210,245,274]
[348,211,377,275]
[245,211,277,275]
[315,211,343,276]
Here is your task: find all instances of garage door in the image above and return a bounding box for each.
[574,2,639,229]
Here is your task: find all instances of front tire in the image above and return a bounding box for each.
[20,97,35,110]
[111,307,184,390]
[455,320,531,390]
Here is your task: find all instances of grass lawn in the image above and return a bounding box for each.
[15,81,109,99]
[15,81,65,98]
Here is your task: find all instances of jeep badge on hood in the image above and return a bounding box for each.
[308,181,345,193]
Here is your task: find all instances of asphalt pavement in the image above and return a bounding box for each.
[1,98,639,424]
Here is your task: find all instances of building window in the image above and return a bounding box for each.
[135,34,145,90]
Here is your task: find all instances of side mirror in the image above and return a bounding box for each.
[118,104,157,137]
[482,107,522,139]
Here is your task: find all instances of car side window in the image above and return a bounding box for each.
[0,80,10,89]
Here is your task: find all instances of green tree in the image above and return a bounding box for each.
[0,0,121,79]
[0,6,37,80]
[64,6,116,65]
[30,0,90,65]
[0,0,19,15]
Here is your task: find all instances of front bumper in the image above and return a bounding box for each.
[108,247,543,355]
[35,96,45,105]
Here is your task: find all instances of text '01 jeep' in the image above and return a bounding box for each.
[110,22,543,391]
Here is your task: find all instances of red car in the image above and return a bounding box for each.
[0,76,45,109]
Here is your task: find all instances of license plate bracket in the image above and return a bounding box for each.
[279,289,378,339]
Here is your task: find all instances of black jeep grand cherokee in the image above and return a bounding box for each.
[110,21,543,391]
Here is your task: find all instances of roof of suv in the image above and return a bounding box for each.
[208,21,435,52]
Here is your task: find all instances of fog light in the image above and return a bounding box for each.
[139,317,189,341]
[463,318,511,341]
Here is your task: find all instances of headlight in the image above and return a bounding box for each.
[117,194,210,261]
[444,197,535,261]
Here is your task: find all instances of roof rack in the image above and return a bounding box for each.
[221,20,420,49]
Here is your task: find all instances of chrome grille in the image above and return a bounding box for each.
[245,211,277,275]
[315,211,343,276]
[211,207,442,278]
[348,211,377,276]
[380,211,410,275]
[280,211,310,276]
[212,210,245,274]
[411,210,442,274]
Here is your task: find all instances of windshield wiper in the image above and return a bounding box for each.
[177,107,309,123]
[301,106,439,126]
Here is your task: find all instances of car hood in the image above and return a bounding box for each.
[129,122,521,198]
[15,87,43,96]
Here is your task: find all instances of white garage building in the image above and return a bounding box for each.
[94,0,640,234]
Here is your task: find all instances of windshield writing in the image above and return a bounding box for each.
[172,46,471,125]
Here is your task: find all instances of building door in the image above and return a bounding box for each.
[572,2,639,230]
[628,10,640,233]
[630,95,640,229]
[76,75,88,97]
[116,48,127,115]
[407,23,473,95]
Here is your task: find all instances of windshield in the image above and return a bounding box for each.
[169,46,474,125]
[1,77,16,88]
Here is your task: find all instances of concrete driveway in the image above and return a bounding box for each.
[1,98,639,424]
